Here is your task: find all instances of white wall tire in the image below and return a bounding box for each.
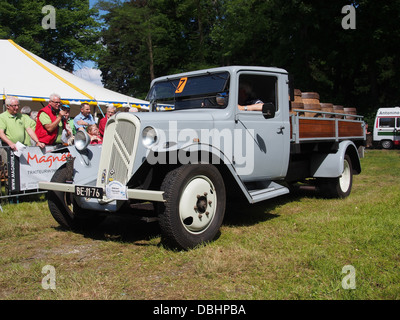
[318,154,353,199]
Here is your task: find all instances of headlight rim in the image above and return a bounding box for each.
[142,126,158,149]
[74,129,91,151]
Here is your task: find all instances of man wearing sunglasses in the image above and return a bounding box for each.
[0,96,45,151]
[35,93,70,145]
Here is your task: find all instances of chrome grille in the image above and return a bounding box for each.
[97,116,138,188]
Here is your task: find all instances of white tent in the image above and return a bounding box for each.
[0,39,149,117]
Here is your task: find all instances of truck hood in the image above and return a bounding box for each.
[126,110,216,153]
[132,109,215,124]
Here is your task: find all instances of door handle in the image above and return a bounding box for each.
[277,126,285,134]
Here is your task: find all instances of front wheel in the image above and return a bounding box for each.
[47,166,105,230]
[158,164,226,250]
[381,140,393,149]
[318,154,353,199]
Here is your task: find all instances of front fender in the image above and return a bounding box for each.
[310,141,361,178]
[49,145,102,185]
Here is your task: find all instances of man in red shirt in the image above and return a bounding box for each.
[35,93,70,145]
[99,105,116,138]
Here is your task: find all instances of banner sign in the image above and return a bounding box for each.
[17,146,71,191]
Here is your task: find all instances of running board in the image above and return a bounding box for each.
[247,181,289,203]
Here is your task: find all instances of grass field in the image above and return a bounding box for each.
[0,149,399,300]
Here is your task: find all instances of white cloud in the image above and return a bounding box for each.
[73,67,103,87]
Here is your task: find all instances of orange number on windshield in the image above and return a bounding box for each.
[175,77,188,93]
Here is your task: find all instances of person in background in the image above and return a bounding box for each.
[0,97,44,150]
[98,105,116,138]
[30,111,38,122]
[20,106,36,146]
[36,93,69,145]
[74,102,95,132]
[67,116,76,135]
[60,105,74,145]
[20,106,32,117]
[87,124,102,144]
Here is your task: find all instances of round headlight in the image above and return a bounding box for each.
[74,130,90,151]
[142,126,158,148]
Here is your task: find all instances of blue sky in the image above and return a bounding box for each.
[74,0,127,85]
[73,1,103,73]
[73,0,100,85]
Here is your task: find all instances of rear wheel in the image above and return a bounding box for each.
[158,164,226,250]
[47,166,105,230]
[318,154,353,199]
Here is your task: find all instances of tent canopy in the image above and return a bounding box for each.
[0,39,148,116]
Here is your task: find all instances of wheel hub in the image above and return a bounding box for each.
[179,176,217,234]
[196,195,208,213]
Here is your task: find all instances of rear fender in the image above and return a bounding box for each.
[310,141,361,178]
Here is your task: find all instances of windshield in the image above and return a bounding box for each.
[146,72,230,111]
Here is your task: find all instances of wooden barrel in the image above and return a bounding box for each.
[294,89,303,103]
[301,92,321,117]
[333,105,344,119]
[289,89,304,115]
[320,103,334,118]
[291,102,304,115]
[344,107,357,120]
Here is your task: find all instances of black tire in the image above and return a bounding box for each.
[158,164,226,250]
[318,154,353,199]
[48,166,105,230]
[381,140,393,150]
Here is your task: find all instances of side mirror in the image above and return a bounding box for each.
[262,102,275,119]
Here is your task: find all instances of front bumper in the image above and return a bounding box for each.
[38,181,165,203]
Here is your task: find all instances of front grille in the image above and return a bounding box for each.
[97,116,139,188]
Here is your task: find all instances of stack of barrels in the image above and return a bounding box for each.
[290,89,357,119]
[301,92,321,118]
[291,89,304,115]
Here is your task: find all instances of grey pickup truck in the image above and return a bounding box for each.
[39,66,366,249]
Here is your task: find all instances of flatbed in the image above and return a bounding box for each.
[290,109,365,145]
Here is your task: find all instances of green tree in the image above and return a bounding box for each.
[96,0,400,117]
[0,0,100,72]
[97,0,223,97]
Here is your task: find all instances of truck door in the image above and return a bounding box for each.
[234,72,290,181]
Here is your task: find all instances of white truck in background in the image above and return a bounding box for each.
[373,107,400,149]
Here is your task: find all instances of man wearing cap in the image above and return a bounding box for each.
[35,93,70,145]
[0,96,45,150]
[60,104,74,145]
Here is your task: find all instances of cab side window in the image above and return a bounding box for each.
[238,74,277,112]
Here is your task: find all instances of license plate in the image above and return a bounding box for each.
[75,186,103,199]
